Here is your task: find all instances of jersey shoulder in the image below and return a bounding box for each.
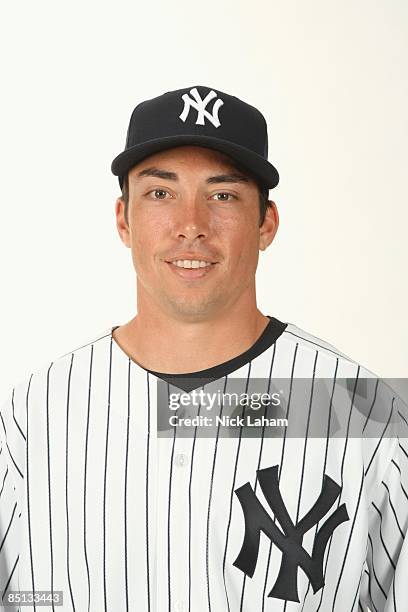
[0,325,115,417]
[280,319,408,430]
[57,326,115,360]
[281,320,377,374]
[279,320,408,474]
[0,325,116,494]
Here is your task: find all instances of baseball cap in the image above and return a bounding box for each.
[111,85,279,190]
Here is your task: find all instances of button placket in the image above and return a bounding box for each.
[169,434,192,611]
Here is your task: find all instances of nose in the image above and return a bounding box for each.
[173,197,210,241]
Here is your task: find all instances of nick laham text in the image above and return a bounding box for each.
[169,415,288,428]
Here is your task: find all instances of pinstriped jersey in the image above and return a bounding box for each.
[0,316,407,612]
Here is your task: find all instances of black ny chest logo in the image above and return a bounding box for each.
[233,465,349,602]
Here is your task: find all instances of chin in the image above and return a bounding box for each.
[166,300,219,320]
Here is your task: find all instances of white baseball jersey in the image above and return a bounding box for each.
[1,316,407,612]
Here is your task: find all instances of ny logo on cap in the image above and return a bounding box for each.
[179,87,224,128]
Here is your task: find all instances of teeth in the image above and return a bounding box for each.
[172,260,212,269]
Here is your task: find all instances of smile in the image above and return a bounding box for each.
[165,260,218,279]
[171,260,212,269]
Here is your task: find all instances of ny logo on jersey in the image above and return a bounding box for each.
[179,87,224,128]
[233,465,349,602]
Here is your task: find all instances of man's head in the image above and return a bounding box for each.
[115,145,279,322]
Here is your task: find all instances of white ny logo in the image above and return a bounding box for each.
[179,88,224,128]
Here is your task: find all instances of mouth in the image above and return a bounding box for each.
[164,260,219,280]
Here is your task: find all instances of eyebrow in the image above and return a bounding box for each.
[136,166,250,184]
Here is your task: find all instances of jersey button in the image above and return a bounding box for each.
[173,601,186,612]
[174,453,189,467]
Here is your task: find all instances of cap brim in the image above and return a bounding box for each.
[111,135,279,189]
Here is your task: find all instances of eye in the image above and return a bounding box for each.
[212,192,236,202]
[148,188,171,199]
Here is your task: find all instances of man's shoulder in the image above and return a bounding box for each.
[280,320,372,371]
[57,326,115,360]
[280,319,408,425]
[1,325,115,414]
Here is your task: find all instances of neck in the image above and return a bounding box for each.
[112,302,270,374]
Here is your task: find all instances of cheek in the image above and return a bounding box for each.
[129,213,168,263]
[220,220,259,267]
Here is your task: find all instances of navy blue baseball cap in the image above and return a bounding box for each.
[111,85,279,190]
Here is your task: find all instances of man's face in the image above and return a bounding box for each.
[115,145,278,321]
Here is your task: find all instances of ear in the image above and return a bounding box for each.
[259,201,279,251]
[115,197,131,248]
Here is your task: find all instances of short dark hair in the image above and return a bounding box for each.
[120,158,271,227]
